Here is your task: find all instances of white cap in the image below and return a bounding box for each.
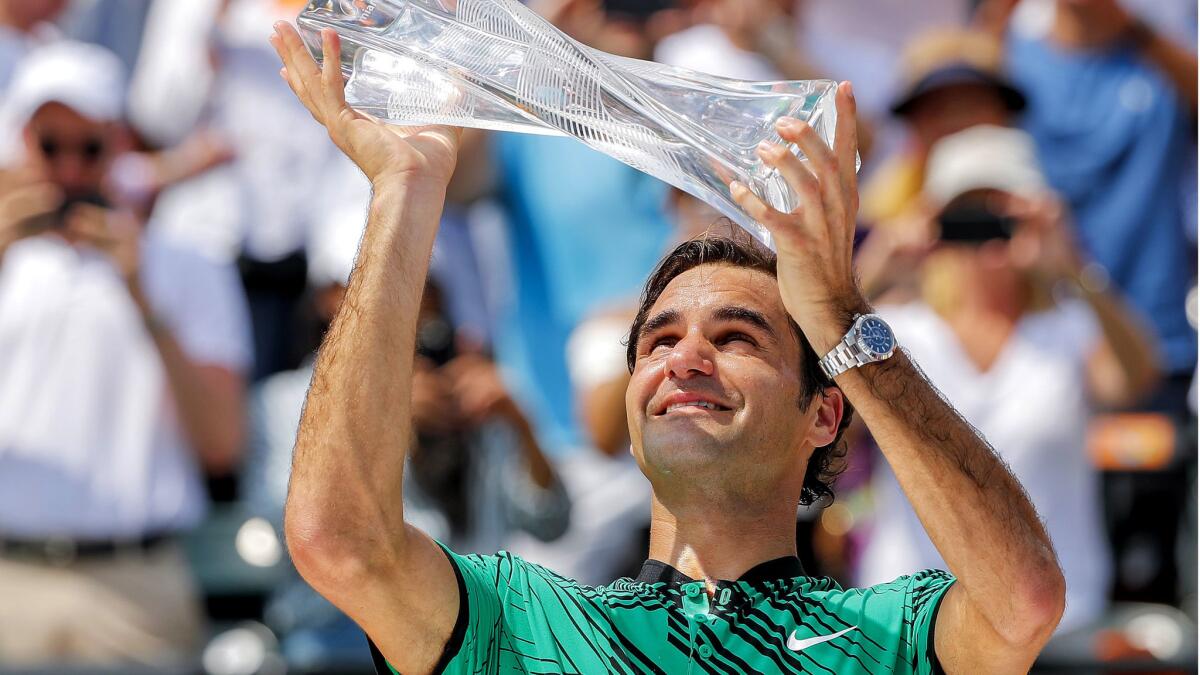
[923,125,1046,207]
[5,40,128,126]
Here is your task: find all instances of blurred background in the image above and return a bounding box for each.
[0,0,1195,673]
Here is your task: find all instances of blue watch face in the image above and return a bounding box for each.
[858,317,895,357]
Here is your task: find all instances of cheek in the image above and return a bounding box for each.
[625,363,660,418]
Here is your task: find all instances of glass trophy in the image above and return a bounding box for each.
[297,0,849,247]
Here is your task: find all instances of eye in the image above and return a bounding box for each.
[648,336,677,353]
[718,332,757,347]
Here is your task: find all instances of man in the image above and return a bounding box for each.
[0,41,251,665]
[1003,0,1196,606]
[860,124,1159,634]
[273,23,1066,674]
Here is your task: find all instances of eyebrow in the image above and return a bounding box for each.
[638,309,682,345]
[712,306,777,340]
[636,305,778,348]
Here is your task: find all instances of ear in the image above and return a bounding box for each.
[804,388,844,449]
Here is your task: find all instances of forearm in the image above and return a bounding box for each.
[510,413,556,490]
[285,180,447,559]
[839,348,1063,640]
[149,323,244,471]
[132,288,245,473]
[806,302,1062,642]
[1070,271,1161,402]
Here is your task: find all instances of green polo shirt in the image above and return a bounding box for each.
[370,547,955,674]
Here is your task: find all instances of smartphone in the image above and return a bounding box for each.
[601,0,673,22]
[937,202,1015,243]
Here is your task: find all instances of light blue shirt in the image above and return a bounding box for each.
[1007,34,1196,374]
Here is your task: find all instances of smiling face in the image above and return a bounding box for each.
[626,263,838,503]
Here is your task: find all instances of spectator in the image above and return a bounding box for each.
[1005,0,1195,383]
[855,28,1028,302]
[1004,0,1197,606]
[132,0,347,379]
[244,212,570,666]
[857,124,1160,633]
[0,41,251,666]
[858,29,1025,226]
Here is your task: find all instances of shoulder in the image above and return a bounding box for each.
[796,572,956,673]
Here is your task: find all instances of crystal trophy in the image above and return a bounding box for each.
[297,0,848,247]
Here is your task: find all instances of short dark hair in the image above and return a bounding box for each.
[625,230,853,506]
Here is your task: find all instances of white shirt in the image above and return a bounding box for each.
[0,233,251,539]
[859,301,1111,633]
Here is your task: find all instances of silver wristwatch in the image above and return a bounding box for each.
[818,314,897,379]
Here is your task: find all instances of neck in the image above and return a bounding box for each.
[960,273,1027,320]
[646,491,798,582]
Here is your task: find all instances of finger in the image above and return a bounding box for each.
[775,117,847,233]
[833,81,859,196]
[757,140,830,230]
[271,22,320,111]
[320,28,349,116]
[729,180,801,247]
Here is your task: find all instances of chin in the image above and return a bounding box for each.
[641,426,734,471]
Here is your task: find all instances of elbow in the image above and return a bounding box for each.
[999,559,1067,646]
[283,501,376,594]
[283,488,408,595]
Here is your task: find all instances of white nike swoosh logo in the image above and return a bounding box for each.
[787,626,858,652]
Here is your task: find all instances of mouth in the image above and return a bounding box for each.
[654,395,733,416]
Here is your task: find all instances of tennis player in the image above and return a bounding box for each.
[272,23,1065,674]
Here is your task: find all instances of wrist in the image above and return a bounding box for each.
[797,292,874,356]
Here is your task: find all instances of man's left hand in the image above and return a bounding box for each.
[730,81,866,354]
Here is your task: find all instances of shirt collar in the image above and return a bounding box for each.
[635,556,806,585]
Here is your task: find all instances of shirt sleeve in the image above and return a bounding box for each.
[369,546,565,675]
[170,251,253,372]
[850,570,956,675]
[903,570,956,674]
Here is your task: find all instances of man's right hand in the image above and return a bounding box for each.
[270,22,462,189]
[0,170,61,255]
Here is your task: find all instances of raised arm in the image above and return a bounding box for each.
[732,83,1065,673]
[270,23,466,673]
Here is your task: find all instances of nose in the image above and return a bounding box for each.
[663,332,715,380]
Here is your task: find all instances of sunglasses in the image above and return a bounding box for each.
[37,136,106,163]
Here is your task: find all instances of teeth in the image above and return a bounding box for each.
[666,401,720,412]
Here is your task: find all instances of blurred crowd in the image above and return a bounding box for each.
[0,0,1195,673]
